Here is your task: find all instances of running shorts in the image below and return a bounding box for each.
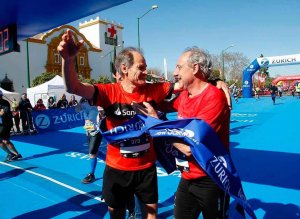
[102,164,158,208]
[88,132,102,155]
[174,176,230,219]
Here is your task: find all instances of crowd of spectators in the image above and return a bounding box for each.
[4,93,79,135]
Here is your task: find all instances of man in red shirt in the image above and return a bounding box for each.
[58,30,173,219]
[171,47,230,219]
[137,47,230,219]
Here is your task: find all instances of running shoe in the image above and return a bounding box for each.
[127,211,136,219]
[11,154,23,160]
[4,154,12,162]
[81,173,95,184]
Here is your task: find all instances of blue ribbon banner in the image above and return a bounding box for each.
[100,114,256,219]
[32,107,85,133]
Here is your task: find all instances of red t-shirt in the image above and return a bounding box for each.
[94,82,172,171]
[172,84,230,180]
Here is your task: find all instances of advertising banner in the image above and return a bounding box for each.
[32,107,85,133]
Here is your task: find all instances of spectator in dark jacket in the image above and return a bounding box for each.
[47,96,57,109]
[68,95,78,107]
[57,94,68,109]
[18,93,34,133]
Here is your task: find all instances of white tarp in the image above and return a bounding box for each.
[0,87,21,104]
[26,75,81,107]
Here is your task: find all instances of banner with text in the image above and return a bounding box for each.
[32,107,85,133]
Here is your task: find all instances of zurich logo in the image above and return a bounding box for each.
[250,65,254,69]
[34,114,51,129]
[260,58,269,67]
[244,80,249,85]
[217,156,228,168]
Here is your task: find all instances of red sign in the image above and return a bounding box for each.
[107,25,117,38]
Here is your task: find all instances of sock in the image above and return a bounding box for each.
[90,157,97,174]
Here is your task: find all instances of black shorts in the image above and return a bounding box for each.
[174,176,230,219]
[102,164,158,208]
[88,132,102,155]
[0,125,12,140]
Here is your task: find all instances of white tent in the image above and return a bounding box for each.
[26,75,81,107]
[0,87,21,104]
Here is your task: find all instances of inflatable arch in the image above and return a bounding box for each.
[242,54,300,98]
[272,74,300,85]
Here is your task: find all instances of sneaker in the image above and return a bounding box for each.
[127,211,135,219]
[81,173,95,184]
[11,154,23,161]
[4,154,13,162]
[31,129,38,134]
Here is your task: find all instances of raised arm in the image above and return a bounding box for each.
[57,30,95,100]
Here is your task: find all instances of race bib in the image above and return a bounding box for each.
[120,135,150,158]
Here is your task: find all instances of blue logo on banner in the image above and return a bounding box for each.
[260,58,269,67]
[34,114,51,129]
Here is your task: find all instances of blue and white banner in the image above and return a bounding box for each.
[32,107,85,133]
[100,114,256,219]
[242,54,300,98]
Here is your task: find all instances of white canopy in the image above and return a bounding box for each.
[26,75,81,107]
[0,87,21,104]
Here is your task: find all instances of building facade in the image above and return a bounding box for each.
[0,16,123,93]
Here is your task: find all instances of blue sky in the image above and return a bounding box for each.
[72,0,300,78]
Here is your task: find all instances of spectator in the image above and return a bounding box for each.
[296,83,300,98]
[57,93,68,109]
[290,85,295,97]
[33,99,46,111]
[18,93,34,133]
[48,96,57,109]
[278,85,283,98]
[11,98,21,133]
[68,94,78,107]
[254,87,260,99]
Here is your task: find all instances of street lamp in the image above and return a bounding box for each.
[221,44,235,81]
[26,39,31,88]
[137,5,158,50]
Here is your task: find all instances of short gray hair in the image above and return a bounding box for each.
[114,47,143,77]
[184,46,212,79]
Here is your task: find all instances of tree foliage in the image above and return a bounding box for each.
[146,68,164,82]
[32,72,57,87]
[32,72,112,88]
[96,75,112,84]
[211,52,250,82]
[78,75,112,84]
